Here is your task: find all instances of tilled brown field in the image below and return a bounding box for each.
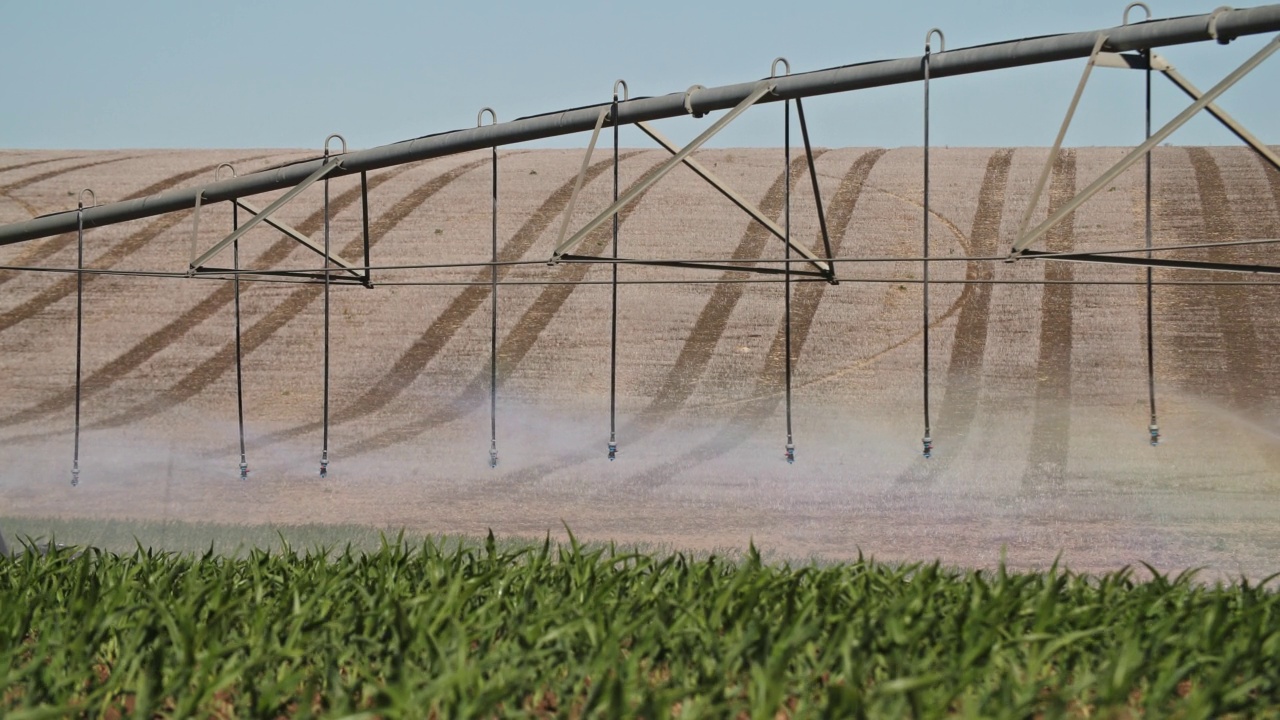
[2,146,1279,579]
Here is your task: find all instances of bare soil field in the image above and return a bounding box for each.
[2,146,1279,580]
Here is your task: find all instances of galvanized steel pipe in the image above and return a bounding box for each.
[2,4,1279,247]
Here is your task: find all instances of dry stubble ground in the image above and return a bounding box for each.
[1,146,1280,580]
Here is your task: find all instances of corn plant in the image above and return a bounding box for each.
[2,532,1278,718]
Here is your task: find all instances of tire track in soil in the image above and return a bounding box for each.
[633,150,994,491]
[0,154,88,177]
[0,161,419,431]
[895,149,1014,486]
[243,151,644,450]
[0,155,274,333]
[0,154,140,288]
[1023,150,1078,492]
[1185,147,1280,472]
[496,149,877,489]
[344,154,671,457]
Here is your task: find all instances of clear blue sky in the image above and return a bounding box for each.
[2,1,1276,151]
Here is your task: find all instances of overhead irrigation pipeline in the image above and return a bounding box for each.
[2,5,1280,247]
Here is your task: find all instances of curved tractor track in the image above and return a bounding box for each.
[1186,147,1280,474]
[0,160,420,433]
[344,153,672,457]
[493,149,881,490]
[0,154,88,178]
[0,154,141,287]
[629,149,998,491]
[1023,149,1078,491]
[242,151,646,452]
[895,149,1014,486]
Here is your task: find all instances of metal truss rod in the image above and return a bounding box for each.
[556,254,828,278]
[189,159,341,271]
[551,83,773,261]
[1020,248,1280,274]
[6,4,1278,247]
[232,198,364,280]
[1010,32,1280,256]
[1097,50,1280,171]
[634,121,831,276]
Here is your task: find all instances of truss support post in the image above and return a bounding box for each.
[1011,33,1280,257]
[361,171,373,288]
[1017,34,1109,242]
[319,134,344,479]
[794,97,837,284]
[72,189,93,487]
[479,108,499,469]
[634,121,832,276]
[551,107,611,265]
[1161,61,1280,173]
[1097,49,1280,174]
[189,159,341,272]
[214,199,365,280]
[921,31,943,460]
[772,57,796,465]
[234,203,249,479]
[550,82,775,262]
[1144,49,1161,447]
[609,82,626,462]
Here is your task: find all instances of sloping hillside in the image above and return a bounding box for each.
[2,146,1278,576]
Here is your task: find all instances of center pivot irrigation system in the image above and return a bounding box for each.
[2,2,1280,490]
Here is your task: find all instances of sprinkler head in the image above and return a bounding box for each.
[239,460,249,481]
[319,454,329,479]
[1149,424,1160,447]
[71,464,80,488]
[922,435,933,459]
[489,446,499,469]
[608,440,617,462]
[785,442,795,465]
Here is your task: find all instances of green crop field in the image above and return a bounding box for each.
[3,532,1279,719]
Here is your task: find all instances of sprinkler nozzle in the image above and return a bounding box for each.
[922,435,933,459]
[71,464,80,487]
[489,444,498,469]
[1149,424,1160,447]
[239,460,249,481]
[608,440,617,462]
[785,442,795,465]
[319,453,329,479]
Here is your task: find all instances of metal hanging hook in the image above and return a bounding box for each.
[324,133,347,157]
[1123,2,1152,25]
[214,163,237,182]
[77,188,96,211]
[613,79,629,102]
[477,107,497,127]
[925,28,946,53]
[771,57,791,77]
[1209,6,1234,43]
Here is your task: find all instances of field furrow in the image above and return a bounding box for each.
[0,161,414,432]
[345,154,671,456]
[1024,150,1078,489]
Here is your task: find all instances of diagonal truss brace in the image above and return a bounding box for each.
[1009,32,1280,258]
[1095,49,1280,172]
[635,121,834,279]
[188,159,343,273]
[549,84,818,268]
[1020,248,1280,274]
